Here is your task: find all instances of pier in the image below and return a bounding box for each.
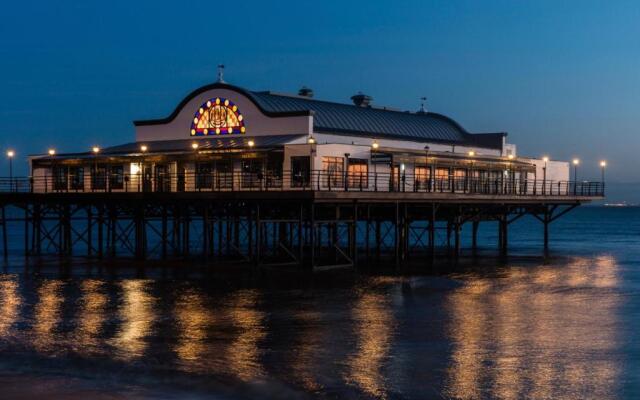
[0,172,603,271]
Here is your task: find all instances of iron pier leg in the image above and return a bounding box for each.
[429,204,436,264]
[472,220,479,252]
[161,206,168,260]
[1,206,7,260]
[543,206,550,254]
[87,207,93,257]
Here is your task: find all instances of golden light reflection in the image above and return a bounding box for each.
[345,292,394,399]
[225,290,266,382]
[444,256,621,399]
[173,288,214,372]
[0,276,20,337]
[74,280,107,355]
[289,309,324,392]
[32,280,64,352]
[110,280,157,360]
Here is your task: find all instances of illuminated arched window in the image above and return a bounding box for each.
[190,97,246,136]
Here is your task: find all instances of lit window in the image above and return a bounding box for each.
[190,97,245,136]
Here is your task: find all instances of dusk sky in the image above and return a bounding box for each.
[1,0,638,180]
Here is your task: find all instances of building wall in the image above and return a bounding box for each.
[312,133,505,157]
[527,159,570,182]
[135,88,312,142]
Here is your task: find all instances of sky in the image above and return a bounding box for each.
[0,0,638,181]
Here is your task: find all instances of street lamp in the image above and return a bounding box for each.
[542,156,549,194]
[307,136,315,144]
[247,139,255,148]
[7,150,14,191]
[139,145,148,192]
[572,158,580,181]
[47,149,56,192]
[92,146,100,191]
[372,141,379,191]
[600,160,606,186]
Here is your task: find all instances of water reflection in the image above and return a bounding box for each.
[346,291,394,398]
[32,280,64,352]
[74,279,108,355]
[110,280,157,360]
[173,287,214,372]
[225,290,266,382]
[0,276,20,337]
[444,256,621,399]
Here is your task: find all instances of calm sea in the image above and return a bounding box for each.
[0,206,638,399]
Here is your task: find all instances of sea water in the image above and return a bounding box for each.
[0,206,637,399]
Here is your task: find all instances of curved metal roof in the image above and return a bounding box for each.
[249,91,470,143]
[133,82,506,149]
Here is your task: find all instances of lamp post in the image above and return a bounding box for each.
[506,154,514,193]
[372,140,379,191]
[600,160,606,193]
[572,158,580,195]
[140,145,148,192]
[542,156,549,195]
[48,149,56,192]
[468,150,475,193]
[7,150,14,191]
[92,146,100,191]
[424,145,430,192]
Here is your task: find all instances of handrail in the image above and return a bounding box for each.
[0,171,605,197]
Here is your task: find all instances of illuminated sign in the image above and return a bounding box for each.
[190,97,245,136]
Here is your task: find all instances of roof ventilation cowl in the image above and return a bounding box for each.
[351,92,373,107]
[298,86,314,98]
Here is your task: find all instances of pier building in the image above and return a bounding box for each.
[0,76,604,269]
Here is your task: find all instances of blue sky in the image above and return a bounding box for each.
[0,0,638,180]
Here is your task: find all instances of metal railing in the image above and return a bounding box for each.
[0,171,605,197]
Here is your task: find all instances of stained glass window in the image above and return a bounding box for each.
[190,97,246,136]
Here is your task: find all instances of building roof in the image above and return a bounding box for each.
[101,134,305,155]
[134,83,507,150]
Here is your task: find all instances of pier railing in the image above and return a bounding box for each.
[0,171,604,197]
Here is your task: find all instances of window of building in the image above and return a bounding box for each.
[347,158,368,189]
[266,153,283,188]
[215,160,233,189]
[69,167,84,190]
[241,159,262,188]
[291,156,310,187]
[454,169,467,191]
[196,162,213,189]
[435,168,449,191]
[110,165,124,190]
[322,157,343,188]
[91,165,107,190]
[414,166,431,191]
[191,97,246,136]
[52,166,67,191]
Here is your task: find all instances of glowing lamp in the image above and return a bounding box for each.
[507,154,514,160]
[48,149,56,156]
[247,140,255,148]
[307,136,316,144]
[372,140,379,150]
[572,158,580,165]
[191,142,199,150]
[6,150,14,158]
[468,150,475,157]
[92,146,100,154]
[140,145,148,153]
[600,160,607,167]
[542,156,549,163]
